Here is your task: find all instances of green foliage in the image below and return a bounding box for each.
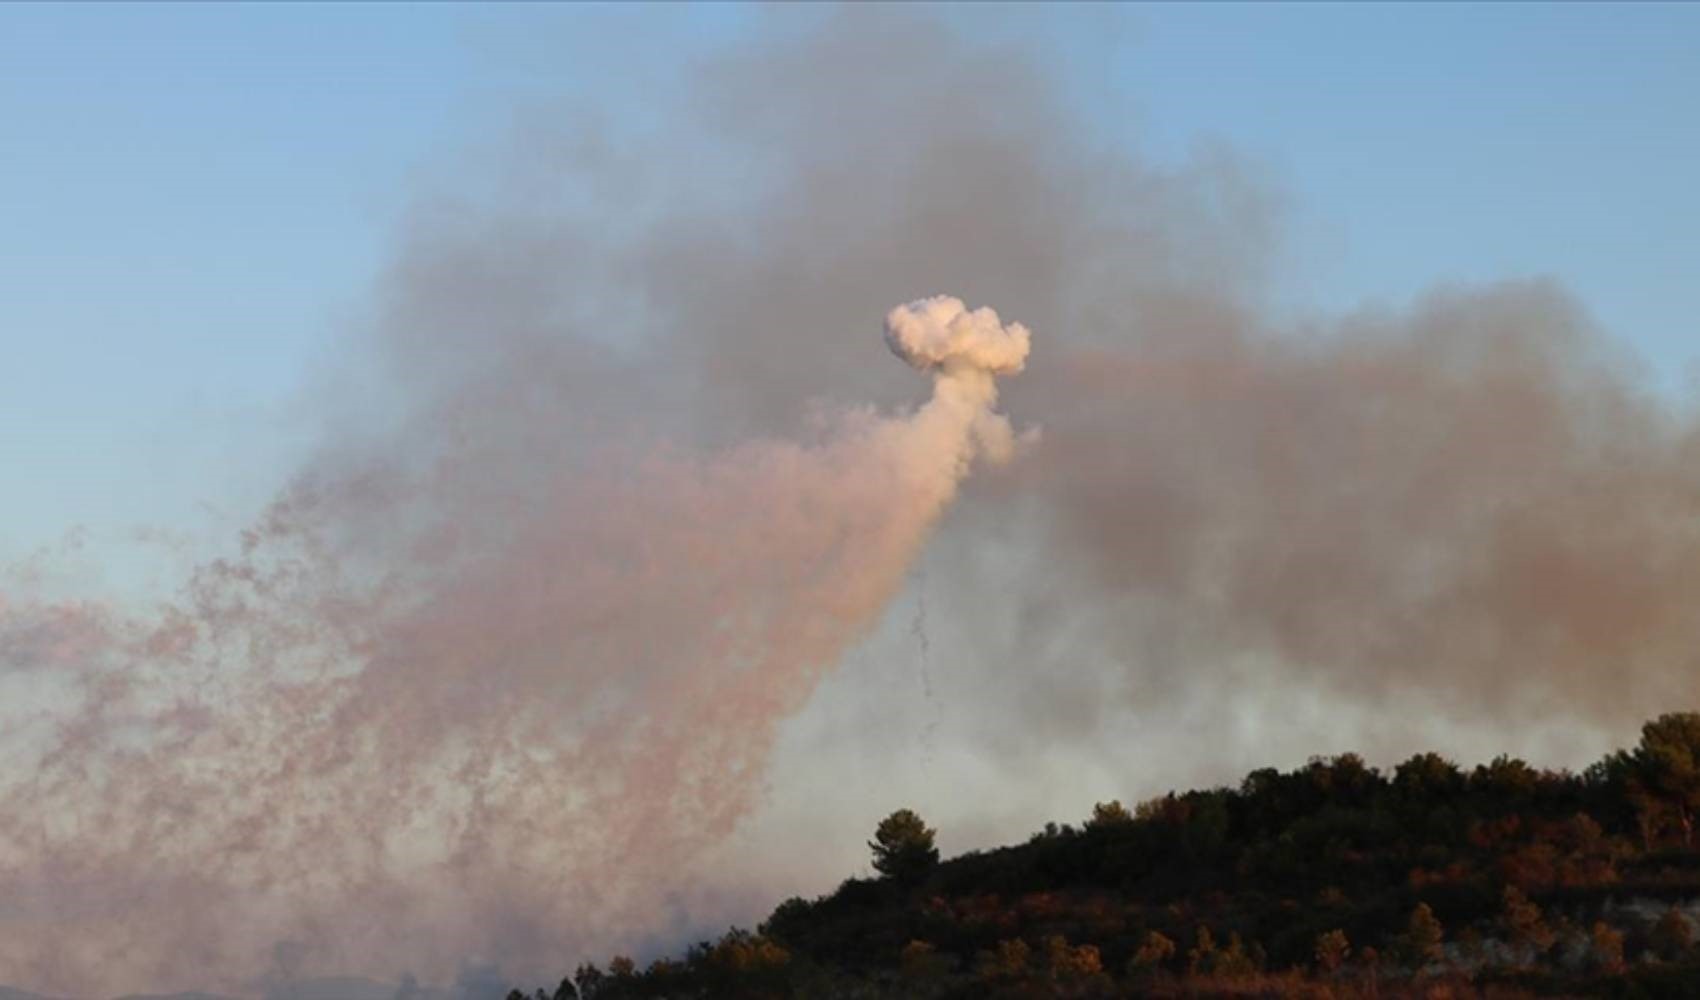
[1394,752,1464,798]
[759,896,811,943]
[1472,755,1540,800]
[570,963,603,1000]
[1637,713,1700,846]
[704,928,789,975]
[530,712,1700,998]
[869,808,940,884]
[1084,800,1132,830]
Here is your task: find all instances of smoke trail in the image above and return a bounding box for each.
[4,6,1697,994]
[0,298,1030,995]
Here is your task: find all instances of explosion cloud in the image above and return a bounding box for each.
[3,7,1697,996]
[885,297,1031,377]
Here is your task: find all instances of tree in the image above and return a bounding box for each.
[1594,747,1666,849]
[976,938,1031,981]
[572,964,604,1000]
[1213,933,1258,979]
[1042,934,1106,991]
[1187,926,1217,976]
[1314,929,1351,976]
[869,808,939,883]
[1472,755,1539,800]
[704,929,789,975]
[1401,903,1444,971]
[1393,752,1464,799]
[1128,930,1175,978]
[1309,752,1379,804]
[1636,713,1700,846]
[1501,886,1555,962]
[1086,799,1133,829]
[759,896,810,943]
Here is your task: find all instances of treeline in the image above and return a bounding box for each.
[512,713,1700,998]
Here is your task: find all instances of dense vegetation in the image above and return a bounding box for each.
[513,714,1700,998]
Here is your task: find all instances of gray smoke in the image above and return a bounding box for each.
[1,6,1694,996]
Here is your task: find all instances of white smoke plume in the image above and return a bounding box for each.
[0,298,1030,995]
[885,296,1031,377]
[884,297,1034,467]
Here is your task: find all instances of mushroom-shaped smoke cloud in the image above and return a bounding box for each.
[885,295,1032,376]
[885,295,1035,467]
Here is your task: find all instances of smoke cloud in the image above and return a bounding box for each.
[0,292,1028,994]
[885,297,1031,377]
[3,6,1696,995]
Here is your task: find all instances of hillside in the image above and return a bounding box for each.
[519,713,1700,998]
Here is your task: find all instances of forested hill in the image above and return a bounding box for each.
[520,714,1700,999]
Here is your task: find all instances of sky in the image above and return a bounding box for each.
[2,4,1697,556]
[3,4,1700,993]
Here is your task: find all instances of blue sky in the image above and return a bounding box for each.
[2,3,1697,565]
[1110,5,1699,355]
